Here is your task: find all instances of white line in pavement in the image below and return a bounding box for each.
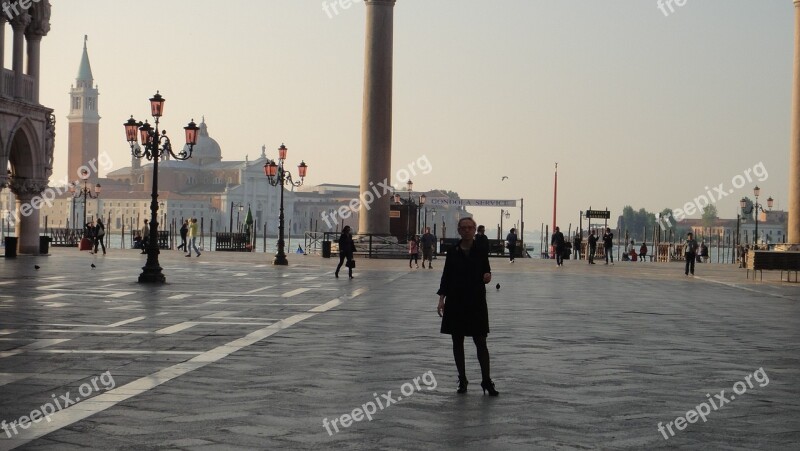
[245,286,273,294]
[34,293,65,301]
[233,273,248,277]
[282,288,310,298]
[0,372,34,387]
[33,350,201,356]
[107,292,135,299]
[0,288,369,450]
[167,294,191,300]
[309,298,341,313]
[35,330,149,334]
[155,322,198,335]
[694,276,800,301]
[107,316,146,328]
[0,339,71,359]
[99,276,130,281]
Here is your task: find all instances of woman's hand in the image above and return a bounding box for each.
[437,296,445,317]
[483,273,492,284]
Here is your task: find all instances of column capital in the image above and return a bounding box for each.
[9,12,31,31]
[25,1,51,38]
[9,178,48,197]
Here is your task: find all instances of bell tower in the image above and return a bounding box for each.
[67,35,100,181]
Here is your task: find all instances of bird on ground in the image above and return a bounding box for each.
[501,176,509,181]
[496,283,500,290]
[34,265,40,270]
[90,263,96,269]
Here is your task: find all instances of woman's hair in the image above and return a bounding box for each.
[457,217,476,228]
[342,226,351,234]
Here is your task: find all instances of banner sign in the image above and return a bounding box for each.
[585,209,610,219]
[427,198,517,207]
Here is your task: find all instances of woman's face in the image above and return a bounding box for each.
[457,221,476,239]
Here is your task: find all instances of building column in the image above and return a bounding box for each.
[10,14,29,99]
[10,178,47,255]
[0,18,6,96]
[25,34,41,103]
[358,0,396,236]
[791,0,800,243]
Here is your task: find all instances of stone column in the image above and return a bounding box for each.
[10,178,47,254]
[790,0,800,243]
[10,13,30,100]
[25,34,42,103]
[358,0,396,236]
[0,18,6,96]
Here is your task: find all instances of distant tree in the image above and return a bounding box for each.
[740,196,754,220]
[701,205,718,228]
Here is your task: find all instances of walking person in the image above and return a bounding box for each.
[684,232,698,276]
[186,218,201,257]
[93,218,106,255]
[506,228,518,263]
[408,235,420,269]
[639,242,648,262]
[85,220,97,254]
[474,225,490,256]
[140,219,150,254]
[436,217,498,396]
[551,226,565,267]
[603,227,614,265]
[177,220,188,252]
[573,233,582,261]
[421,227,436,269]
[334,225,355,279]
[587,230,598,264]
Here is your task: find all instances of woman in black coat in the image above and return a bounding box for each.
[335,226,355,279]
[437,217,498,396]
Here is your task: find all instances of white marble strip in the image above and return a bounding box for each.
[34,294,65,301]
[155,322,197,335]
[0,372,34,387]
[281,288,310,298]
[33,350,201,355]
[0,339,71,359]
[308,298,342,313]
[244,286,273,294]
[106,292,135,299]
[232,273,248,277]
[106,316,146,328]
[166,294,191,300]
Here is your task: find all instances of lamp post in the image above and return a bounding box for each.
[264,143,308,265]
[418,193,426,236]
[741,188,773,246]
[69,169,100,227]
[230,202,244,232]
[123,91,199,283]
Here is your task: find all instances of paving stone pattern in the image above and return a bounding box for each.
[0,249,798,450]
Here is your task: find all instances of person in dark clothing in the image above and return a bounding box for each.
[551,226,566,267]
[603,227,614,265]
[437,217,498,396]
[177,220,189,252]
[335,226,355,279]
[685,232,698,276]
[420,227,436,269]
[474,225,490,256]
[573,234,582,261]
[85,221,97,254]
[93,218,106,255]
[587,230,598,264]
[700,242,709,263]
[639,242,648,262]
[506,228,518,263]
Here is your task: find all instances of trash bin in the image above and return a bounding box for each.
[4,237,17,258]
[40,236,51,255]
[322,240,332,258]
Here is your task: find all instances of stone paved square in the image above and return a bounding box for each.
[0,249,798,450]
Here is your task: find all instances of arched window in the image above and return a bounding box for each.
[137,174,144,184]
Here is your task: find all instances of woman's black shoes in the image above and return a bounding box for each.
[480,380,499,396]
[457,377,468,394]
[335,272,339,278]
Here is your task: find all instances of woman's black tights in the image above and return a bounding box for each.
[335,253,352,276]
[451,335,491,382]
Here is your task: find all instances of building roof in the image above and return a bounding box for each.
[77,36,93,82]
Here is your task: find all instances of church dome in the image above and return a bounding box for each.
[191,118,222,165]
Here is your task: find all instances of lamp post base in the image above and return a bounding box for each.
[139,260,166,283]
[273,253,288,265]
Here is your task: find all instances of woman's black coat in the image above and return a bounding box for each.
[437,240,491,336]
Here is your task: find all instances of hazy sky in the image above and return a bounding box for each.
[32,0,794,233]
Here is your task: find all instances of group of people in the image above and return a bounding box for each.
[407,227,437,269]
[556,227,616,265]
[132,218,201,257]
[84,218,106,255]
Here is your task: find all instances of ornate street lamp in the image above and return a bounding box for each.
[741,189,774,246]
[418,193,426,235]
[264,143,308,265]
[69,168,100,227]
[123,91,199,283]
[499,208,511,240]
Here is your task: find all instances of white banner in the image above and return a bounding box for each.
[428,198,517,207]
